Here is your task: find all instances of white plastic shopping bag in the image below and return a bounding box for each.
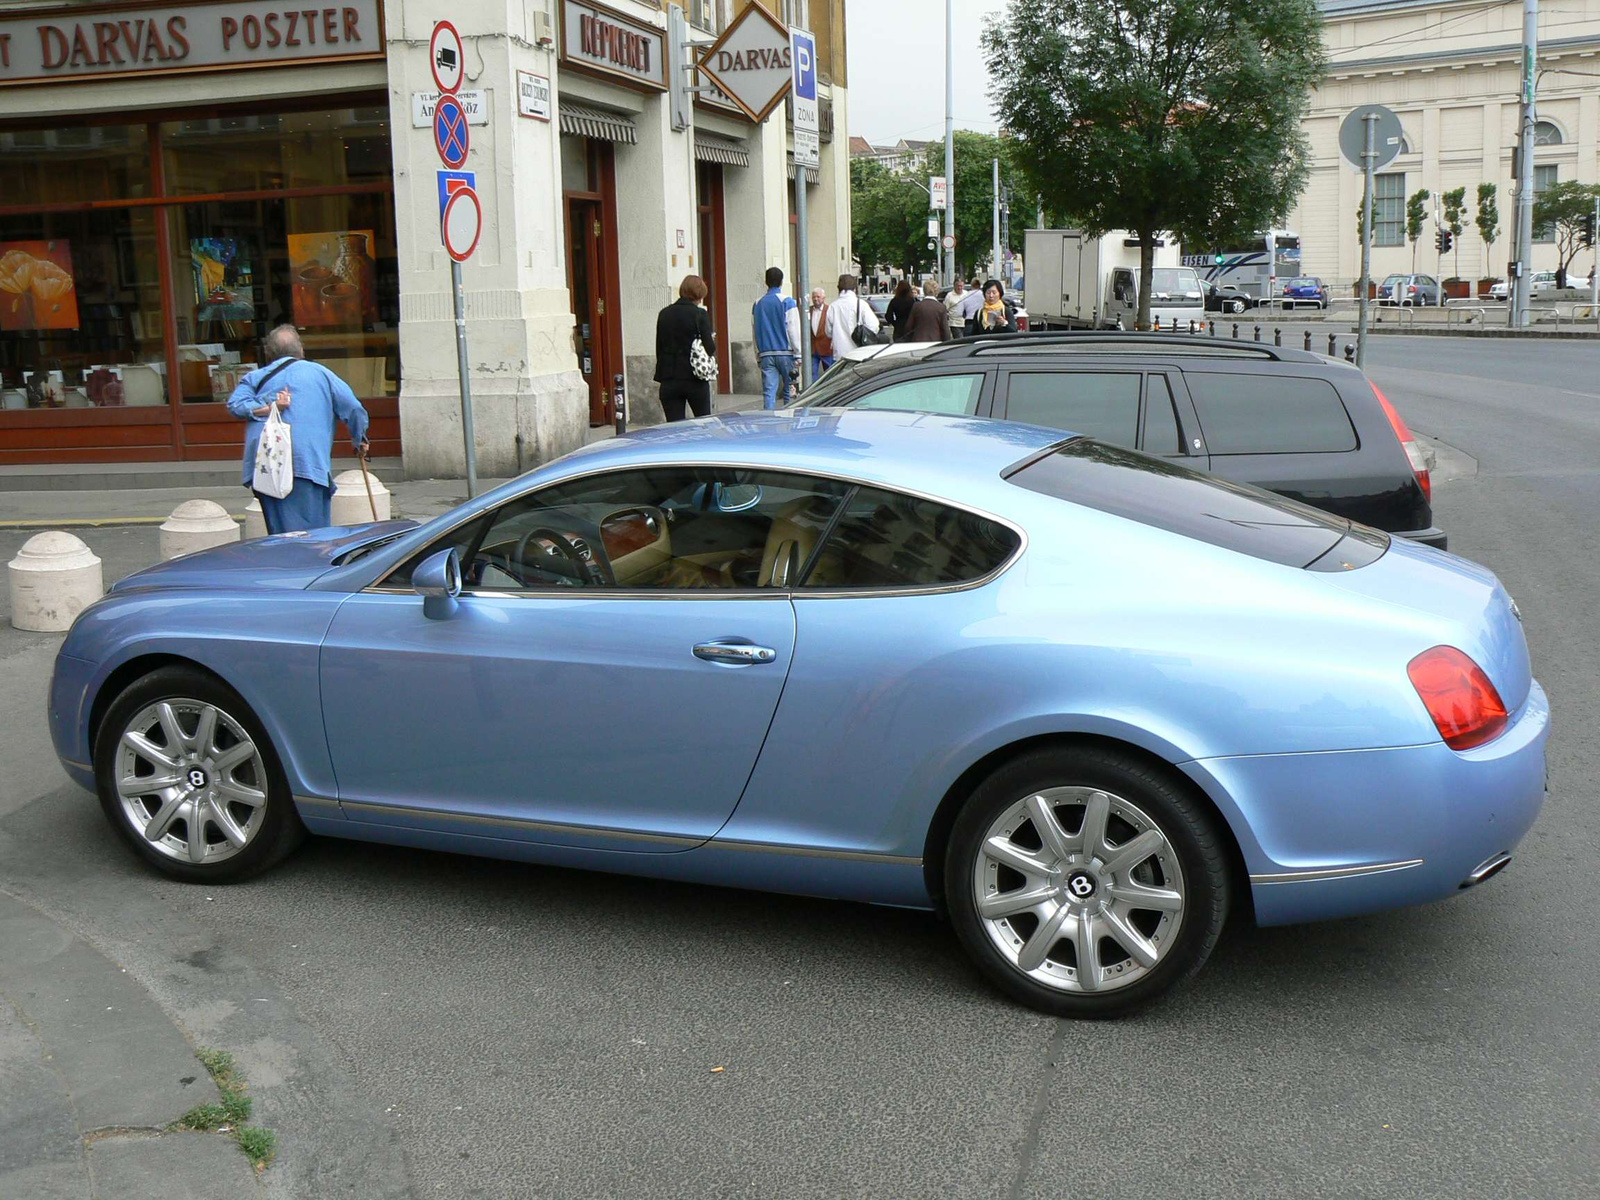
[252,404,294,499]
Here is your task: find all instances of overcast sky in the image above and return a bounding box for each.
[844,0,1008,146]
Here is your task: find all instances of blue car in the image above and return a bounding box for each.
[48,412,1547,1016]
[1281,276,1329,309]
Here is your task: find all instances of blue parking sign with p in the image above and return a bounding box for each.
[793,31,816,101]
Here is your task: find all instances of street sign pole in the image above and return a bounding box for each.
[1337,102,1401,368]
[1358,111,1376,369]
[790,25,818,390]
[1591,195,1599,314]
[431,19,478,495]
[450,258,478,496]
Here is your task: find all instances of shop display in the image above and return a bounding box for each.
[288,230,377,327]
[191,238,256,323]
[0,241,81,332]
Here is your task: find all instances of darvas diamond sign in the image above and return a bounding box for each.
[695,2,792,123]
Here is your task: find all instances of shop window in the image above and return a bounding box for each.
[0,123,150,208]
[162,108,392,195]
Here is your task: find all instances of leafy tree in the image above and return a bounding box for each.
[850,157,935,280]
[921,130,1026,279]
[1406,189,1430,271]
[1475,182,1500,278]
[1441,187,1466,281]
[982,0,1325,329]
[1532,180,1600,287]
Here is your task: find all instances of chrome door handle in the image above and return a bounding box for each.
[693,641,777,665]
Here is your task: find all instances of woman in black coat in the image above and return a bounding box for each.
[654,275,717,421]
[965,278,1019,337]
[885,278,917,342]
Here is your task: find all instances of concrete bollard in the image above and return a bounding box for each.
[330,468,392,526]
[9,531,103,632]
[159,499,240,561]
[244,498,267,540]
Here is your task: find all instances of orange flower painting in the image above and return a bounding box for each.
[0,241,80,332]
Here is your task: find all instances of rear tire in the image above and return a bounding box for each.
[945,746,1231,1017]
[94,666,305,883]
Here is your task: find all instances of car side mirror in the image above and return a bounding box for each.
[414,547,462,620]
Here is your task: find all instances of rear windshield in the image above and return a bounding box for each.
[1185,373,1357,455]
[1006,440,1379,568]
[798,356,911,406]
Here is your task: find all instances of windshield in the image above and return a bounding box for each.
[1287,277,1317,287]
[1150,268,1202,298]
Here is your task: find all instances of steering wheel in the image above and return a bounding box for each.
[512,526,612,586]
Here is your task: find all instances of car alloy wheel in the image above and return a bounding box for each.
[1228,298,1245,313]
[972,786,1183,994]
[114,699,268,865]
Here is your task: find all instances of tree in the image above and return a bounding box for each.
[1532,180,1600,287]
[926,130,1026,279]
[1475,182,1500,278]
[1406,189,1430,271]
[982,0,1325,329]
[850,157,935,281]
[1441,186,1466,282]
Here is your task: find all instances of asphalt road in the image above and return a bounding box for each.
[2,334,1596,1198]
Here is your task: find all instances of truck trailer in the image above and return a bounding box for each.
[1023,229,1204,330]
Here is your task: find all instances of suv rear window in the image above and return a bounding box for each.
[1185,374,1357,454]
[1006,440,1386,569]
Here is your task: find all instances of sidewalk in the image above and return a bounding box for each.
[0,393,765,530]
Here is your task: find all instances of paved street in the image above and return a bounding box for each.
[2,335,1596,1198]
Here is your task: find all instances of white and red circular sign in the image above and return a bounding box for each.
[430,21,464,95]
[442,186,482,262]
[941,234,955,250]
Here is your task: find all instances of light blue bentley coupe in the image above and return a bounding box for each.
[48,410,1548,1016]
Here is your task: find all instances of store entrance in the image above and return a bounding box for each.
[696,163,731,393]
[566,197,610,425]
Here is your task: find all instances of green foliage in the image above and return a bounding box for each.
[1533,180,1600,279]
[169,1047,277,1174]
[924,130,1025,277]
[1405,189,1430,269]
[236,1126,278,1170]
[983,0,1325,328]
[1441,188,1466,237]
[1476,182,1500,251]
[850,157,935,279]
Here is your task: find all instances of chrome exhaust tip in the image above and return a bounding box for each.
[1460,852,1512,889]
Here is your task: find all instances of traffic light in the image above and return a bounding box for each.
[1435,228,1453,254]
[1583,212,1597,249]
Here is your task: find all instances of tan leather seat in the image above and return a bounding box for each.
[758,496,836,587]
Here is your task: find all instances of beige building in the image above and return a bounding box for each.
[1291,0,1600,290]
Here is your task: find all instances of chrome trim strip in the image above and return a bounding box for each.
[62,757,92,772]
[709,839,923,866]
[1250,859,1424,885]
[292,794,342,813]
[338,800,702,847]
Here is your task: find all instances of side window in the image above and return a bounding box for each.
[1112,270,1135,304]
[385,514,489,590]
[1185,374,1358,455]
[386,468,847,592]
[1141,376,1182,456]
[802,486,1019,589]
[1004,372,1141,447]
[849,373,984,416]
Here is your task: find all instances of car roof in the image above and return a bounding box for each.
[817,331,1331,368]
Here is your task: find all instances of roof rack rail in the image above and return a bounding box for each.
[927,330,1289,361]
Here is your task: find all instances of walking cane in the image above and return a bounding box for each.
[356,443,379,521]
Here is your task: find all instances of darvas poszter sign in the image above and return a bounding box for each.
[0,0,384,88]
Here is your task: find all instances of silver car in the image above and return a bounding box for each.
[1377,274,1444,306]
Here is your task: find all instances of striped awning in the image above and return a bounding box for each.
[694,134,750,168]
[559,103,637,145]
[787,154,820,185]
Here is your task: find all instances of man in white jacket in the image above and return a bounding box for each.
[826,274,879,362]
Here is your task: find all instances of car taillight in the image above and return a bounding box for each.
[1371,382,1431,501]
[1407,646,1509,750]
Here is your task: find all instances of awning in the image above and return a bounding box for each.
[787,154,820,185]
[559,103,637,145]
[694,134,750,168]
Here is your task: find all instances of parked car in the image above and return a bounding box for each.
[1488,272,1592,301]
[1204,280,1252,314]
[798,331,1444,548]
[1281,276,1329,309]
[51,410,1545,1017]
[1377,274,1444,306]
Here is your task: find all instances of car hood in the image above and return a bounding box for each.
[110,521,417,593]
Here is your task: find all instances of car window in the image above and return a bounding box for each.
[1003,372,1141,446]
[801,485,1019,589]
[387,468,849,592]
[848,373,984,416]
[1184,373,1357,455]
[1112,270,1136,303]
[1142,376,1182,456]
[1418,276,1436,287]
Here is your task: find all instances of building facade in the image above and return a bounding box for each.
[0,0,851,475]
[1290,0,1600,290]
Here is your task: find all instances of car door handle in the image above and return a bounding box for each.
[693,641,778,665]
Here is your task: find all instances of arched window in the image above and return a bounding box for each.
[1534,120,1563,146]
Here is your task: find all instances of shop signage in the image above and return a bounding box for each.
[789,25,818,169]
[0,0,384,88]
[695,3,791,123]
[559,0,665,92]
[411,90,488,128]
[692,56,745,119]
[931,176,947,210]
[516,70,551,121]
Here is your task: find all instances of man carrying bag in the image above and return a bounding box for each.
[826,274,882,361]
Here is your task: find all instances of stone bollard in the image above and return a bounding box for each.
[9,531,103,632]
[244,498,267,540]
[159,499,240,561]
[330,468,392,526]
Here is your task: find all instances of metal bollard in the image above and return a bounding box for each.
[1327,333,1337,356]
[1273,328,1282,347]
[613,372,627,435]
[1253,325,1261,343]
[1304,331,1312,351]
[1210,320,1218,337]
[1232,323,1239,339]
[1189,319,1196,334]
[1153,315,1161,330]
[1344,343,1356,362]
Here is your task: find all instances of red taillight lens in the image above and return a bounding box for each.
[1371,382,1431,501]
[1407,646,1509,750]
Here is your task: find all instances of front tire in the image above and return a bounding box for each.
[94,666,305,882]
[945,746,1231,1017]
[1227,298,1246,314]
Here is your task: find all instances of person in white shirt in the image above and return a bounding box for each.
[826,273,879,362]
[943,278,967,313]
[956,276,986,324]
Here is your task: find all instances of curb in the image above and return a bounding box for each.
[0,516,246,531]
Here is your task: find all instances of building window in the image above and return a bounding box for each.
[687,0,718,33]
[1534,163,1558,243]
[1534,120,1563,147]
[1373,173,1405,247]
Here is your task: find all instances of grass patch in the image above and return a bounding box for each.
[168,1048,277,1171]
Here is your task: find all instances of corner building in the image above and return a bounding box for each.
[0,0,851,477]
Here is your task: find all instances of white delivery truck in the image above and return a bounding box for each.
[1023,229,1204,330]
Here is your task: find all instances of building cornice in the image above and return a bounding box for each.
[1327,32,1600,76]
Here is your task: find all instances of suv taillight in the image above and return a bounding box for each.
[1407,646,1509,750]
[1371,382,1431,501]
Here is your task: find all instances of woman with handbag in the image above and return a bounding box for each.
[654,275,718,422]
